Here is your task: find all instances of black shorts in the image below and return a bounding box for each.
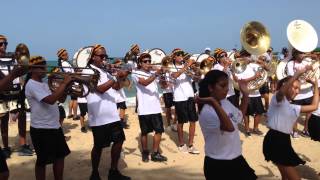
[259,83,270,94]
[58,105,66,119]
[246,97,265,116]
[204,155,257,180]
[30,127,70,166]
[308,114,320,141]
[138,113,164,135]
[91,121,125,149]
[263,129,305,166]
[163,93,174,108]
[227,95,239,108]
[174,97,198,124]
[116,101,127,110]
[70,95,77,100]
[78,103,88,117]
[292,97,312,105]
[0,147,8,173]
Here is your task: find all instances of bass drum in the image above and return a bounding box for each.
[148,48,166,65]
[73,46,93,68]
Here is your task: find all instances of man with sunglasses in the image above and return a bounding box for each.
[170,48,200,154]
[0,37,27,179]
[132,53,167,162]
[85,45,130,180]
[212,48,238,107]
[0,35,33,158]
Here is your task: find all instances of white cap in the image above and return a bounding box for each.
[205,47,211,51]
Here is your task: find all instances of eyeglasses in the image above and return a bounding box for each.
[0,42,8,47]
[94,54,108,59]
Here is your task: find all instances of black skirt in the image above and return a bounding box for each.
[263,129,305,166]
[204,155,257,180]
[308,114,320,141]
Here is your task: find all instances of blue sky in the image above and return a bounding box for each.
[1,0,320,59]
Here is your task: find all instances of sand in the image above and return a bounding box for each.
[4,107,320,180]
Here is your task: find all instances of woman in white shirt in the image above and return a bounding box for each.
[263,67,319,180]
[197,70,257,180]
[25,56,72,180]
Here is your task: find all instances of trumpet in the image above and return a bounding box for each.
[47,68,100,97]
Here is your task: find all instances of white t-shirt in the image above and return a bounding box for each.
[61,61,74,73]
[114,88,126,103]
[132,70,162,115]
[213,64,235,97]
[199,99,243,160]
[0,58,20,86]
[267,94,301,134]
[161,72,173,94]
[286,60,313,100]
[25,79,60,129]
[77,97,87,103]
[235,63,261,97]
[171,65,194,102]
[84,65,120,127]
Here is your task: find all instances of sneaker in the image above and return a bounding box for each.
[178,144,188,153]
[245,131,251,137]
[81,127,87,133]
[252,129,265,136]
[73,116,80,120]
[151,152,167,162]
[89,171,101,180]
[188,145,200,154]
[108,169,131,180]
[142,150,149,162]
[301,130,310,137]
[291,132,299,138]
[171,124,177,132]
[67,115,73,119]
[2,147,11,159]
[18,144,33,156]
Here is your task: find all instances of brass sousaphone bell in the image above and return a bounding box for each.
[232,21,270,90]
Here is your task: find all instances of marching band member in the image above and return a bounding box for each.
[77,96,88,133]
[286,48,314,138]
[263,68,318,180]
[124,44,140,67]
[197,70,257,180]
[159,63,177,131]
[170,48,200,154]
[0,38,33,158]
[132,53,168,162]
[113,59,130,129]
[257,54,270,111]
[212,48,238,107]
[308,80,320,142]
[235,50,265,137]
[0,37,27,180]
[57,48,79,121]
[85,45,130,180]
[25,56,72,180]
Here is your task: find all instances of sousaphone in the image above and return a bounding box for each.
[276,19,319,89]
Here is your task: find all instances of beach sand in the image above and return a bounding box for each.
[4,107,320,180]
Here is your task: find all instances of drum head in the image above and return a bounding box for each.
[73,46,93,68]
[196,53,209,63]
[148,48,166,65]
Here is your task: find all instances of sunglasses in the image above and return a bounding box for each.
[141,59,151,63]
[175,52,184,57]
[0,42,8,47]
[95,54,108,59]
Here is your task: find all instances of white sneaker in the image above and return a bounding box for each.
[188,145,200,154]
[171,124,177,132]
[178,144,188,153]
[291,132,299,139]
